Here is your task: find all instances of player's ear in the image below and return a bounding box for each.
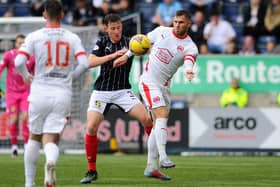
[43,11,47,20]
[60,12,64,20]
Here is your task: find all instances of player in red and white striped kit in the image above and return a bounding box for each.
[114,10,198,179]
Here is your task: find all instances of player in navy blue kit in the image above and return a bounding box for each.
[80,14,169,184]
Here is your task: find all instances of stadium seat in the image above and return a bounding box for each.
[222,3,240,23]
[14,3,31,16]
[0,1,11,17]
[136,2,156,33]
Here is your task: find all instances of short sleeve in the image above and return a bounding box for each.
[18,33,34,58]
[91,38,104,56]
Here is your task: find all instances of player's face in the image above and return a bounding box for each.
[15,37,25,49]
[106,21,123,43]
[172,15,191,36]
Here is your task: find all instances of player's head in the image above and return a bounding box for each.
[172,10,191,37]
[104,13,122,43]
[15,34,25,49]
[43,0,63,22]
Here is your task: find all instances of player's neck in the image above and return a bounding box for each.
[172,30,188,39]
[45,21,61,28]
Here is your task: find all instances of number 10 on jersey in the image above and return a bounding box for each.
[45,41,70,67]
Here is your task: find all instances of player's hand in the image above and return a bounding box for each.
[114,48,128,58]
[113,55,129,68]
[24,75,33,84]
[186,70,195,81]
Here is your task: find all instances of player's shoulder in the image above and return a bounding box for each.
[184,36,199,53]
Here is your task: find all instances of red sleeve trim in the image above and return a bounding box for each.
[184,57,195,64]
[75,51,86,58]
[18,51,30,58]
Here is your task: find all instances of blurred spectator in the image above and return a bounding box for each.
[266,39,276,54]
[264,0,280,42]
[152,0,182,27]
[113,0,136,37]
[220,77,248,108]
[203,10,236,53]
[31,0,45,16]
[72,0,96,26]
[189,10,206,46]
[92,0,103,8]
[95,0,116,36]
[239,35,257,55]
[225,41,238,54]
[112,0,135,13]
[189,0,215,17]
[242,0,267,39]
[199,42,209,54]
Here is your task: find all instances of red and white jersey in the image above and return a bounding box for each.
[144,26,198,86]
[18,26,86,95]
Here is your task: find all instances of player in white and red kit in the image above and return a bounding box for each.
[15,1,89,187]
[0,34,35,157]
[114,10,198,179]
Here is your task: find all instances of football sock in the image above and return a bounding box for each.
[21,120,29,144]
[44,142,59,165]
[85,134,98,171]
[145,126,152,136]
[24,139,41,187]
[147,128,158,169]
[154,118,168,161]
[9,123,18,145]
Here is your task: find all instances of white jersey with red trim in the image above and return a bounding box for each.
[144,26,198,86]
[18,26,86,95]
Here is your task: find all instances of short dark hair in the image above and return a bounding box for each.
[104,13,121,26]
[44,0,63,21]
[15,34,25,41]
[175,10,191,20]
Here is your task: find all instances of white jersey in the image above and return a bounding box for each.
[143,26,198,86]
[18,26,86,96]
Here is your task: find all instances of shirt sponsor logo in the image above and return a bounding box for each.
[155,48,173,64]
[177,46,184,52]
[153,96,161,103]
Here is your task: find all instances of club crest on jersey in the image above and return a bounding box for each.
[93,45,99,51]
[153,96,161,103]
[177,46,184,52]
[95,101,102,107]
[155,48,173,64]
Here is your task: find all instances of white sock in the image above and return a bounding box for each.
[43,142,59,165]
[24,139,41,187]
[11,145,18,151]
[147,128,158,169]
[154,118,168,161]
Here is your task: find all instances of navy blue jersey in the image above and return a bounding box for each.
[92,35,133,91]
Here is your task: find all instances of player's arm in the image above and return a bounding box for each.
[15,53,33,84]
[89,48,127,68]
[183,46,198,81]
[0,52,9,77]
[72,53,89,79]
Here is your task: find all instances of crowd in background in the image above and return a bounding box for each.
[0,0,280,54]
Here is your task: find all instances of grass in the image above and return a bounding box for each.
[0,154,280,187]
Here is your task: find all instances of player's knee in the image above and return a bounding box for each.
[9,114,18,124]
[86,123,99,135]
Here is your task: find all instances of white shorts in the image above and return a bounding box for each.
[139,76,171,110]
[88,89,141,114]
[28,93,71,134]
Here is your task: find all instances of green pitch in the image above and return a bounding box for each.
[0,154,280,187]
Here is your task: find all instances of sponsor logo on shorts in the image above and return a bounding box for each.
[95,101,102,107]
[153,96,161,103]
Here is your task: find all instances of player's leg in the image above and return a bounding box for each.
[127,103,153,136]
[139,81,175,168]
[24,134,42,187]
[6,93,19,157]
[42,134,59,187]
[19,92,30,147]
[80,90,107,184]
